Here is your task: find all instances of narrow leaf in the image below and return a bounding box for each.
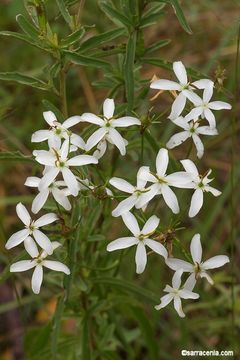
[64,51,111,69]
[0,72,49,90]
[145,39,171,54]
[16,14,40,40]
[124,32,137,111]
[0,151,34,163]
[42,99,65,122]
[169,0,192,34]
[79,28,125,53]
[99,1,133,28]
[0,31,48,52]
[56,0,73,29]
[60,27,85,47]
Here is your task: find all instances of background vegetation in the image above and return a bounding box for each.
[0,0,239,359]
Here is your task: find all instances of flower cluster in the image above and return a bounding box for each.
[6,61,230,317]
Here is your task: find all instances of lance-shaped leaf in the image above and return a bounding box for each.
[0,72,50,91]
[0,151,34,163]
[169,0,192,34]
[0,31,49,52]
[56,0,74,30]
[145,39,171,54]
[78,28,125,53]
[99,1,133,28]
[124,32,137,111]
[60,27,85,47]
[64,51,111,70]
[16,14,40,40]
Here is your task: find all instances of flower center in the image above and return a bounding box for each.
[138,234,145,241]
[55,128,62,135]
[55,160,65,168]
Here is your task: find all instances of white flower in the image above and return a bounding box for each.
[25,176,71,213]
[138,148,192,213]
[109,167,155,217]
[166,117,218,158]
[185,82,232,128]
[31,111,85,149]
[33,140,98,196]
[81,98,141,156]
[181,159,221,217]
[166,233,229,286]
[150,61,213,120]
[5,203,58,255]
[107,212,167,274]
[155,269,199,318]
[10,241,70,294]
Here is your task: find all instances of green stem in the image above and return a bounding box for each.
[59,67,68,118]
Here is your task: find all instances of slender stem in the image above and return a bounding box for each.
[59,68,68,118]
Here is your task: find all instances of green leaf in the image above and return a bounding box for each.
[42,99,65,122]
[51,296,65,360]
[64,51,111,69]
[91,277,159,303]
[145,39,171,54]
[79,28,125,53]
[0,71,50,90]
[130,306,159,360]
[0,151,34,163]
[60,27,85,47]
[140,4,165,29]
[16,14,40,40]
[99,1,133,28]
[124,32,136,111]
[168,0,192,34]
[56,0,73,29]
[81,316,91,360]
[0,31,48,52]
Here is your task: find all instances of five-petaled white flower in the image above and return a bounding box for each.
[138,148,192,213]
[155,269,199,318]
[31,111,85,150]
[33,140,98,196]
[109,167,155,217]
[166,233,229,286]
[150,61,213,120]
[107,212,167,274]
[5,203,58,255]
[80,98,141,156]
[166,117,218,158]
[10,241,70,294]
[181,159,221,217]
[185,83,232,128]
[25,176,71,213]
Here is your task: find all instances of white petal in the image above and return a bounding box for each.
[135,184,160,209]
[109,177,134,193]
[62,167,79,196]
[204,185,221,196]
[208,101,232,110]
[85,128,108,151]
[202,255,229,270]
[172,269,183,289]
[103,98,115,119]
[111,116,140,127]
[5,229,30,249]
[155,294,173,310]
[41,241,61,259]
[34,213,58,228]
[31,265,43,294]
[135,242,147,274]
[136,166,149,188]
[63,115,81,129]
[173,296,185,317]
[16,203,31,226]
[192,79,214,89]
[33,229,53,255]
[185,92,202,106]
[178,289,199,300]
[190,233,202,263]
[145,239,168,259]
[161,185,179,213]
[150,79,181,91]
[39,168,60,190]
[166,172,193,188]
[112,195,137,217]
[142,215,160,235]
[192,133,204,159]
[166,131,190,149]
[183,273,197,291]
[107,237,138,251]
[172,116,189,129]
[173,61,188,85]
[189,188,203,217]
[67,154,98,166]
[24,236,39,258]
[80,113,104,125]
[165,258,193,272]
[203,83,213,103]
[122,212,140,236]
[43,260,70,274]
[199,271,214,285]
[52,188,71,211]
[32,189,49,214]
[93,140,107,159]
[43,111,57,126]
[203,108,216,128]
[180,159,199,177]
[24,176,40,188]
[108,128,126,155]
[197,126,218,136]
[137,166,156,183]
[168,93,187,120]
[31,130,51,143]
[48,133,61,150]
[70,134,86,149]
[156,148,169,176]
[34,151,56,166]
[10,260,36,272]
